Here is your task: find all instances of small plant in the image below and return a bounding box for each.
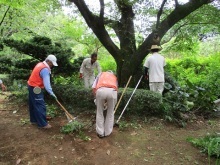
[118,120,142,131]
[20,118,29,125]
[77,131,91,141]
[60,120,84,134]
[187,133,220,164]
[46,104,58,118]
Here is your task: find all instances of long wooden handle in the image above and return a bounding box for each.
[114,76,132,114]
[56,99,75,120]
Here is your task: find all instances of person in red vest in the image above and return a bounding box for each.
[92,71,118,138]
[27,55,58,129]
[0,79,6,91]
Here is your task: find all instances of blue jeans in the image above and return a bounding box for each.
[28,85,47,127]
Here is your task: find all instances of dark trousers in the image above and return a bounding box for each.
[28,85,47,127]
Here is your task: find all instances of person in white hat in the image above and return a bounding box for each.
[27,54,58,129]
[0,79,6,91]
[79,53,102,88]
[143,45,166,94]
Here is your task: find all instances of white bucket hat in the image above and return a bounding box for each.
[150,45,162,50]
[46,54,58,66]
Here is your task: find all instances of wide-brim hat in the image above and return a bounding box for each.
[150,45,162,50]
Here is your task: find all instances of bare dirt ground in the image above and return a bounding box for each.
[0,93,219,165]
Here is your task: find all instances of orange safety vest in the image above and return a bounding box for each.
[95,72,118,91]
[27,62,49,88]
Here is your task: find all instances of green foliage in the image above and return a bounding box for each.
[187,133,220,163]
[53,84,95,112]
[60,120,84,134]
[53,84,162,117]
[165,53,220,117]
[118,120,141,131]
[3,36,76,79]
[46,104,59,118]
[0,56,13,73]
[118,88,162,116]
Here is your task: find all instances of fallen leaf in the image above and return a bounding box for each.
[107,150,111,155]
[16,158,21,165]
[131,132,137,136]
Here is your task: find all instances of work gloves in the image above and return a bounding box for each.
[79,73,83,79]
[51,93,57,100]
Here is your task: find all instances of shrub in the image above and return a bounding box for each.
[52,84,163,117]
[187,133,220,164]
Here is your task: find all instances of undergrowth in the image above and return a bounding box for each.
[187,133,220,165]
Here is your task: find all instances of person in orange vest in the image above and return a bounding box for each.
[0,79,7,91]
[92,71,118,138]
[27,55,58,129]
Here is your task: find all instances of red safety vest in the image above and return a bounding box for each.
[95,72,118,91]
[27,62,48,88]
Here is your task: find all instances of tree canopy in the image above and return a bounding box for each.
[68,0,219,86]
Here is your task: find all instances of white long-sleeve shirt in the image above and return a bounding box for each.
[80,58,101,77]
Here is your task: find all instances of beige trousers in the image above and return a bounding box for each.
[96,87,117,136]
[149,82,164,94]
[83,75,95,88]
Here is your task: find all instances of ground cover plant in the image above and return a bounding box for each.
[187,133,220,165]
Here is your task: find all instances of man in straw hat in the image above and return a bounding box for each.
[143,45,166,94]
[27,55,58,129]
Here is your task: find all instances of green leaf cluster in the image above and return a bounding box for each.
[60,120,84,134]
[187,133,220,161]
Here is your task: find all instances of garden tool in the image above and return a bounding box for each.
[114,76,132,114]
[114,75,143,127]
[56,99,76,122]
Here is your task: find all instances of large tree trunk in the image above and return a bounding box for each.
[69,0,213,87]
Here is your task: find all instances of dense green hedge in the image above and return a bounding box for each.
[52,85,163,117]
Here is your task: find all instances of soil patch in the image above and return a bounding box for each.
[0,93,219,165]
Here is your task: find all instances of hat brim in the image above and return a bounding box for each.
[52,61,58,66]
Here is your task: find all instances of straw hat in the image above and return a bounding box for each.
[150,45,162,50]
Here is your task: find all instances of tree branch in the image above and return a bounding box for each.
[156,0,167,29]
[174,0,179,7]
[137,0,213,61]
[0,6,10,27]
[99,0,104,23]
[69,0,120,60]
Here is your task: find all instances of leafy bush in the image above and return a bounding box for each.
[165,53,220,119]
[52,84,163,117]
[3,36,76,78]
[187,133,220,164]
[60,120,84,134]
[46,104,59,118]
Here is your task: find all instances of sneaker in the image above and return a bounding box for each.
[97,133,104,138]
[42,124,52,129]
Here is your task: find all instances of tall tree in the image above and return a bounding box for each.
[68,0,216,86]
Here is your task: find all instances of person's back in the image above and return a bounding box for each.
[92,71,118,138]
[147,53,165,83]
[143,45,166,94]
